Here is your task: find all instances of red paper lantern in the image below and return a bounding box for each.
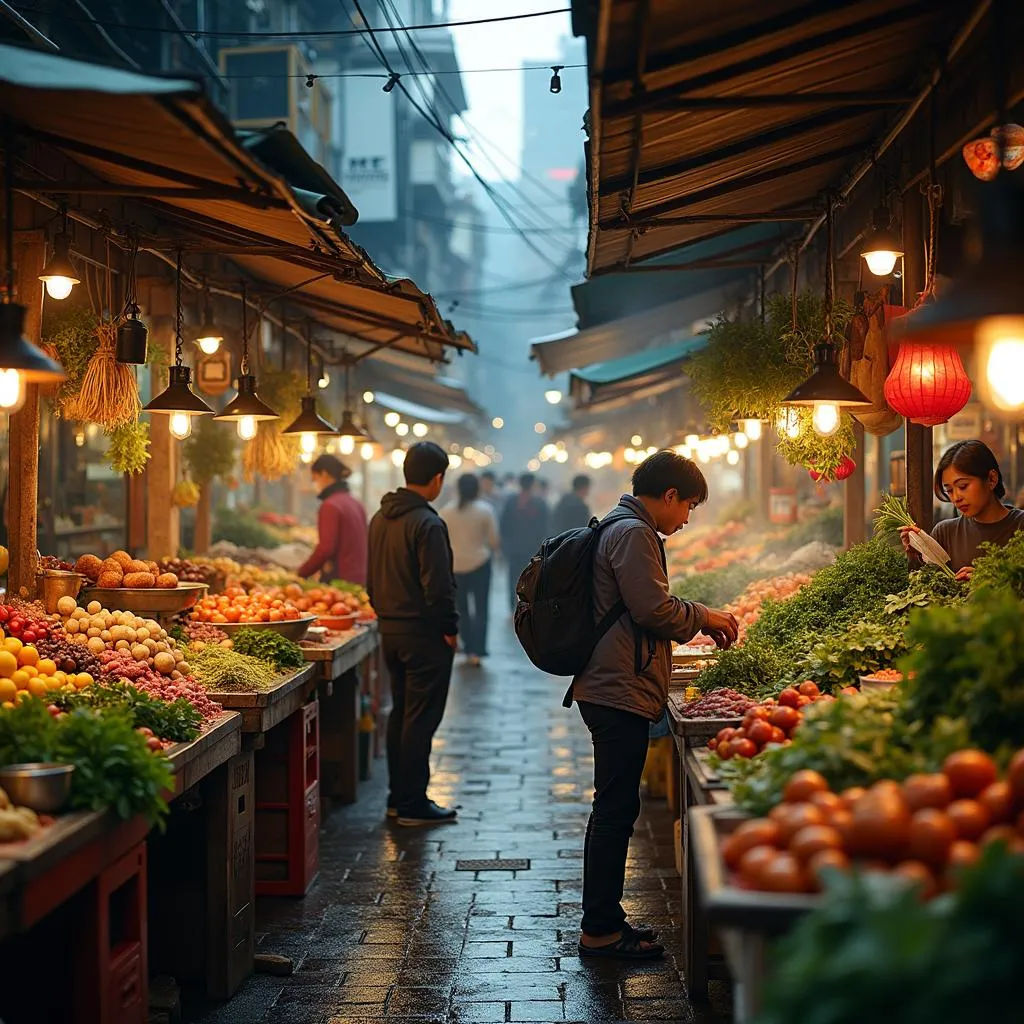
[883,340,972,426]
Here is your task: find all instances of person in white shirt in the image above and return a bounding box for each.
[441,473,500,666]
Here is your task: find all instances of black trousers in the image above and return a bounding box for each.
[455,559,492,657]
[384,633,455,813]
[577,700,651,937]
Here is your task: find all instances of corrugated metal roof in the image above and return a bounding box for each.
[580,0,971,276]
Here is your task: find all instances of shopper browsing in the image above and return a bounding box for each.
[367,442,460,827]
[297,454,368,585]
[568,451,738,960]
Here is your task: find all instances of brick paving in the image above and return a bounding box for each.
[187,612,727,1024]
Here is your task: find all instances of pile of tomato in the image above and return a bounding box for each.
[190,587,303,624]
[708,682,831,759]
[722,749,1024,897]
[0,604,51,644]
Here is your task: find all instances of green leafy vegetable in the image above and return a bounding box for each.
[103,420,151,474]
[672,563,766,608]
[53,681,202,742]
[693,640,786,698]
[968,529,1024,598]
[230,628,304,671]
[775,407,857,478]
[796,617,907,689]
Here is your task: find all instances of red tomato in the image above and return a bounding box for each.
[777,687,801,708]
[902,773,953,811]
[797,681,821,697]
[943,750,998,798]
[756,852,808,893]
[947,799,990,841]
[979,781,1015,824]
[746,720,773,747]
[783,769,829,803]
[770,705,801,733]
[729,738,757,759]
[906,809,956,867]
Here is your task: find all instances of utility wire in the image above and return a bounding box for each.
[208,64,586,80]
[399,207,580,236]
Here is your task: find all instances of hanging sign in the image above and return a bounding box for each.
[197,352,232,396]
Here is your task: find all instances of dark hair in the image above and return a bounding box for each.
[518,472,535,491]
[310,453,349,481]
[934,440,1005,501]
[572,474,591,493]
[457,473,480,508]
[404,441,449,486]
[632,449,709,505]
[480,470,497,483]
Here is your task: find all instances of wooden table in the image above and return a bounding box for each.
[207,664,318,736]
[166,710,242,793]
[302,627,380,806]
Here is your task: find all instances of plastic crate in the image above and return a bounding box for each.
[642,736,673,799]
[255,699,321,896]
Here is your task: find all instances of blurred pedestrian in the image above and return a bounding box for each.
[367,442,459,827]
[442,473,499,666]
[297,454,368,585]
[500,472,550,612]
[479,470,502,514]
[537,478,551,508]
[552,474,592,535]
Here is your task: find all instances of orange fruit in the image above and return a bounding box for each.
[10,670,29,691]
[17,646,39,668]
[21,665,37,678]
[37,658,57,677]
[0,650,17,678]
[2,637,22,654]
[0,678,16,702]
[27,677,48,699]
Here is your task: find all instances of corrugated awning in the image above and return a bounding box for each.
[0,43,473,363]
[362,362,484,420]
[575,1,971,276]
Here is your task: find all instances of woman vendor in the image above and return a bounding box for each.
[901,440,1024,581]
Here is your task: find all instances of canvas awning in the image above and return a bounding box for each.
[573,1,977,276]
[371,393,467,427]
[360,362,484,419]
[0,43,473,363]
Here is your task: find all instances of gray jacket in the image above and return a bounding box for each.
[570,495,708,721]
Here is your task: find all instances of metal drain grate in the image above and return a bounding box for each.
[455,859,530,872]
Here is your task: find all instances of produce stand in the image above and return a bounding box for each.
[206,664,317,737]
[301,626,381,807]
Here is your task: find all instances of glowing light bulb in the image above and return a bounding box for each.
[684,433,700,448]
[544,389,562,405]
[384,411,400,427]
[726,449,740,465]
[863,250,899,277]
[197,335,221,355]
[812,403,840,437]
[0,369,25,412]
[318,372,330,389]
[236,416,258,441]
[977,316,1024,413]
[395,422,409,437]
[390,449,405,467]
[734,432,749,449]
[300,450,313,464]
[43,276,75,301]
[360,442,374,461]
[363,390,375,404]
[631,434,643,446]
[741,418,763,441]
[169,413,192,440]
[300,432,318,454]
[412,422,428,437]
[555,449,569,464]
[336,435,353,456]
[528,458,541,471]
[492,417,504,429]
[534,422,546,434]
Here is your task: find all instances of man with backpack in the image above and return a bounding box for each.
[514,450,738,959]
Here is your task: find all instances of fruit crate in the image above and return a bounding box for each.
[255,700,320,896]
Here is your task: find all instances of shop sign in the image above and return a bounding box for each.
[342,72,397,222]
[197,351,233,396]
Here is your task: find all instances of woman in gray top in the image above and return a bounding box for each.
[901,440,1024,580]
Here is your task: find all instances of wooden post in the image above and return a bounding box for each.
[757,427,773,523]
[194,481,212,554]
[843,420,866,548]
[7,215,45,596]
[902,186,933,528]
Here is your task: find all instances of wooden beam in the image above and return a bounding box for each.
[15,182,288,204]
[605,90,916,119]
[626,210,818,228]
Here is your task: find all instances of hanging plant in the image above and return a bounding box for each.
[172,477,201,508]
[240,367,305,482]
[42,304,99,416]
[103,420,151,475]
[776,407,857,478]
[183,414,236,486]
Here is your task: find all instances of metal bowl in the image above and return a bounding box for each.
[80,581,209,614]
[212,616,316,642]
[0,762,75,813]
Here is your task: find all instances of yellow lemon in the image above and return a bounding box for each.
[0,678,16,702]
[17,646,39,668]
[27,678,48,699]
[10,670,29,691]
[0,650,17,678]
[76,672,94,688]
[36,658,56,677]
[3,637,22,655]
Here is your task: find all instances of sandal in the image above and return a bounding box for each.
[578,931,664,961]
[624,921,660,942]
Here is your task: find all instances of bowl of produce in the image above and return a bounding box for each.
[36,570,84,614]
[79,581,208,614]
[0,762,74,813]
[212,617,316,642]
[316,613,356,632]
[859,668,904,692]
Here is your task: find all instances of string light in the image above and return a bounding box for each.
[412,422,428,437]
[544,389,562,404]
[549,65,563,94]
[390,449,406,467]
[534,422,546,434]
[395,422,409,437]
[726,449,740,466]
[741,418,763,441]
[630,434,643,446]
[360,442,374,461]
[492,417,504,429]
[384,411,400,427]
[339,435,355,455]
[363,391,375,404]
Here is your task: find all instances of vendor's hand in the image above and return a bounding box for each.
[705,610,739,649]
[444,634,458,651]
[954,565,974,582]
[898,524,920,553]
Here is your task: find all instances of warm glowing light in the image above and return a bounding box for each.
[236,416,258,441]
[555,449,569,463]
[300,450,313,464]
[363,390,375,404]
[863,250,900,277]
[544,389,562,405]
[726,449,740,465]
[631,434,643,446]
[169,413,192,440]
[778,409,801,439]
[733,432,749,449]
[977,317,1024,413]
[300,432,318,454]
[395,422,409,437]
[646,446,658,457]
[197,335,221,355]
[360,442,374,461]
[412,422,428,437]
[528,458,541,471]
[339,435,355,455]
[741,418,763,441]
[0,369,25,412]
[390,449,405,467]
[492,417,504,429]
[541,443,558,459]
[684,433,700,448]
[384,411,400,427]
[534,422,546,434]
[624,447,636,464]
[812,402,841,437]
[74,431,86,447]
[318,372,330,389]
[43,276,75,301]
[449,453,463,469]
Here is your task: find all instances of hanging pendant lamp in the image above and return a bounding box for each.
[282,323,337,455]
[143,251,214,439]
[213,284,278,440]
[116,231,148,364]
[38,206,80,301]
[783,196,871,435]
[860,205,904,277]
[194,282,223,354]
[334,354,376,444]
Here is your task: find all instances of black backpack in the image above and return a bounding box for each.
[513,508,642,678]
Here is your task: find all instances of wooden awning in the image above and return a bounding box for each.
[0,43,474,362]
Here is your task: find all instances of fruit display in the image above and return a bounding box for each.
[262,582,374,620]
[725,572,812,636]
[0,785,44,842]
[75,550,179,589]
[0,630,95,706]
[190,587,304,624]
[173,621,233,651]
[678,688,756,719]
[158,557,221,587]
[0,603,53,644]
[720,748,1024,897]
[96,649,221,721]
[708,683,830,759]
[37,555,75,572]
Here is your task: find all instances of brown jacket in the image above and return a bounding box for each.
[569,495,708,721]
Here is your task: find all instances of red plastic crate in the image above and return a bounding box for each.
[255,699,321,896]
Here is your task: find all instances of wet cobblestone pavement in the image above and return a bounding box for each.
[188,615,726,1024]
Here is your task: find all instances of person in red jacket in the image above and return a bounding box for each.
[297,454,368,585]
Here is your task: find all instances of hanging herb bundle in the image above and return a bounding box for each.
[183,414,236,485]
[42,305,100,416]
[172,478,201,508]
[103,420,151,475]
[240,367,305,482]
[65,320,142,428]
[775,407,857,478]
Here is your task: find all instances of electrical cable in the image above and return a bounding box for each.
[212,63,586,80]
[399,207,581,236]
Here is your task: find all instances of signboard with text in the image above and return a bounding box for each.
[342,72,398,222]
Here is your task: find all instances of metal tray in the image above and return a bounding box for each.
[80,581,208,614]
[209,616,316,642]
[691,805,820,932]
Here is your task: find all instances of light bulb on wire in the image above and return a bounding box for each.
[339,435,355,456]
[197,334,221,356]
[733,432,749,449]
[169,413,192,440]
[726,449,740,466]
[300,432,318,455]
[384,411,400,428]
[811,403,841,437]
[395,422,409,437]
[236,415,258,441]
[741,419,763,441]
[0,369,25,412]
[360,442,374,461]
